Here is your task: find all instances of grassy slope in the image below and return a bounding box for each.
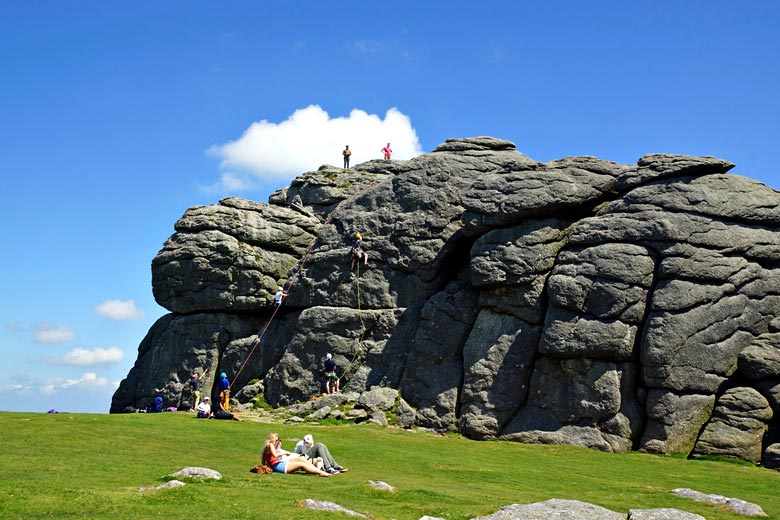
[1,411,779,520]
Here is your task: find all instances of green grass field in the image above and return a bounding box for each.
[2,411,779,519]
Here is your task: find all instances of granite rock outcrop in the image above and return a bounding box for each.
[112,137,780,465]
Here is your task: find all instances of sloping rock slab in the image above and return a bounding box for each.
[473,498,623,519]
[672,488,766,516]
[628,509,705,519]
[303,499,368,517]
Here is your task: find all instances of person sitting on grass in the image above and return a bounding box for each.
[196,396,212,419]
[212,394,242,421]
[262,433,330,477]
[294,434,348,474]
[145,396,163,413]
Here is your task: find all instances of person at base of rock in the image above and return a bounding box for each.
[381,142,392,160]
[262,433,331,477]
[188,367,208,411]
[213,395,242,421]
[342,145,351,169]
[294,434,348,474]
[196,396,212,418]
[272,287,287,309]
[145,396,163,413]
[219,371,230,410]
[324,353,340,394]
[350,233,369,271]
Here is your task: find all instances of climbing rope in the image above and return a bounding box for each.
[338,260,369,384]
[229,180,377,389]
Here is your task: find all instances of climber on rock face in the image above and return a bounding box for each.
[273,287,287,308]
[350,232,369,271]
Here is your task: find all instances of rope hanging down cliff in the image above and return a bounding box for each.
[230,180,377,390]
[337,260,368,384]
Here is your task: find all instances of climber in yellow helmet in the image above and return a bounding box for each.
[350,232,368,271]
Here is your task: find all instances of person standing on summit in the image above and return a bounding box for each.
[342,145,352,169]
[381,142,392,160]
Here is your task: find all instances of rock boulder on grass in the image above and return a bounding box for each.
[474,499,624,520]
[692,387,772,462]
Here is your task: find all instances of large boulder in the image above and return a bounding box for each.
[115,137,780,464]
[152,197,320,313]
[692,387,772,462]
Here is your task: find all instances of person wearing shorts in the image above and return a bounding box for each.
[381,142,392,160]
[261,433,330,477]
[323,353,340,393]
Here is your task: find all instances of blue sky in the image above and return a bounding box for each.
[1,2,778,414]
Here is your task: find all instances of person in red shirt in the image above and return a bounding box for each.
[262,433,331,476]
[381,142,392,160]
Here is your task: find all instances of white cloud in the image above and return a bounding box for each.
[199,172,256,194]
[94,299,144,320]
[34,323,76,344]
[205,105,423,190]
[40,373,110,394]
[42,346,125,366]
[2,372,110,396]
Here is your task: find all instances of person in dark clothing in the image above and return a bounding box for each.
[212,398,242,421]
[324,353,340,393]
[189,367,208,411]
[146,396,163,413]
[342,145,352,169]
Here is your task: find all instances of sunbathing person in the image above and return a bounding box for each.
[262,433,330,477]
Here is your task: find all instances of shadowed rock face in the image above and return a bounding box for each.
[112,136,780,464]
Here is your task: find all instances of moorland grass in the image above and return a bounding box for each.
[1,411,779,519]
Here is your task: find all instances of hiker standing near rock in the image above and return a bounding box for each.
[381,142,392,160]
[294,434,348,474]
[324,353,340,394]
[342,145,351,169]
[219,371,231,410]
[188,367,208,411]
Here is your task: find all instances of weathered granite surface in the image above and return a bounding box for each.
[112,136,780,465]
